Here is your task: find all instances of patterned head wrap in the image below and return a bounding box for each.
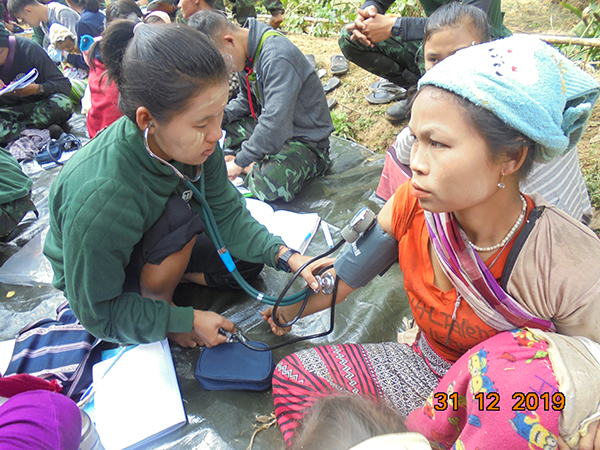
[419,35,600,162]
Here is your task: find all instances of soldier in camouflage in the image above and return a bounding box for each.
[0,25,73,145]
[189,12,334,202]
[339,0,511,89]
[222,117,330,202]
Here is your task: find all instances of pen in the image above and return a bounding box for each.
[302,231,312,246]
[321,222,334,249]
[76,344,137,408]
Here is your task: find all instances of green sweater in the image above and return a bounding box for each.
[0,146,32,205]
[44,117,285,344]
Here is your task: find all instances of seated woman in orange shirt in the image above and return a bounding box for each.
[263,35,600,449]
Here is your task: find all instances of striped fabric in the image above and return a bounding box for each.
[522,146,593,223]
[4,302,102,398]
[424,210,556,333]
[273,336,451,446]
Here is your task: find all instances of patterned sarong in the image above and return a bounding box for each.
[273,334,451,445]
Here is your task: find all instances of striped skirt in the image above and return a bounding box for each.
[273,334,451,445]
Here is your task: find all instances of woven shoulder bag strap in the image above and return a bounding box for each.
[0,35,16,81]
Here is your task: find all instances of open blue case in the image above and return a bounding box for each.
[195,341,275,391]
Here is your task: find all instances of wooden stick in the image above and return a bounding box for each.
[532,34,600,48]
[257,13,330,24]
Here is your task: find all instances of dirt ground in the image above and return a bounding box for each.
[283,0,600,229]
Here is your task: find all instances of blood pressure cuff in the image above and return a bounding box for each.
[334,221,399,289]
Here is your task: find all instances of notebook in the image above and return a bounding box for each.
[0,69,38,97]
[245,198,321,254]
[92,339,187,450]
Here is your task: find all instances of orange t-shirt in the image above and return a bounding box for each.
[391,182,534,362]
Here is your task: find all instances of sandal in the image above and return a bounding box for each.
[369,78,403,92]
[330,54,349,76]
[323,77,341,93]
[304,54,317,71]
[365,87,406,105]
[35,133,82,169]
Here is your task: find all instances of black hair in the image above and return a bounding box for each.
[105,0,143,23]
[88,0,142,70]
[187,9,236,45]
[144,13,166,23]
[68,0,100,13]
[7,0,37,17]
[101,20,228,124]
[416,85,536,180]
[424,2,491,45]
[290,394,408,450]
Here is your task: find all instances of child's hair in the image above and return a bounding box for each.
[68,0,100,13]
[105,0,143,23]
[7,0,38,17]
[101,20,228,124]
[424,2,491,45]
[187,9,236,45]
[290,394,408,450]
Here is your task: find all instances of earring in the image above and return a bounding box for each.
[497,173,505,189]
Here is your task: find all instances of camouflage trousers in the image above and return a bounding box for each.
[214,0,284,25]
[338,27,423,88]
[0,194,37,238]
[223,117,330,202]
[0,94,73,145]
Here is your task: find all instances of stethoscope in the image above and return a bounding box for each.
[143,126,376,351]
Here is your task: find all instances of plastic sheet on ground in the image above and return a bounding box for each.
[0,132,411,450]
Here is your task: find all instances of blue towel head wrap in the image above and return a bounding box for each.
[418,35,600,162]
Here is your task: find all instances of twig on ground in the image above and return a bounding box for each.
[246,413,278,450]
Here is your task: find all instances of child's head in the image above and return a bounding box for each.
[105,0,143,23]
[50,23,77,53]
[422,2,491,71]
[187,10,245,72]
[290,394,410,450]
[8,0,44,27]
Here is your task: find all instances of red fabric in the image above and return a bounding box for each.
[391,183,534,362]
[86,60,122,139]
[0,374,62,398]
[273,344,381,445]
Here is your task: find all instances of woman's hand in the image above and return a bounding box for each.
[261,303,300,336]
[191,310,235,348]
[167,331,205,348]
